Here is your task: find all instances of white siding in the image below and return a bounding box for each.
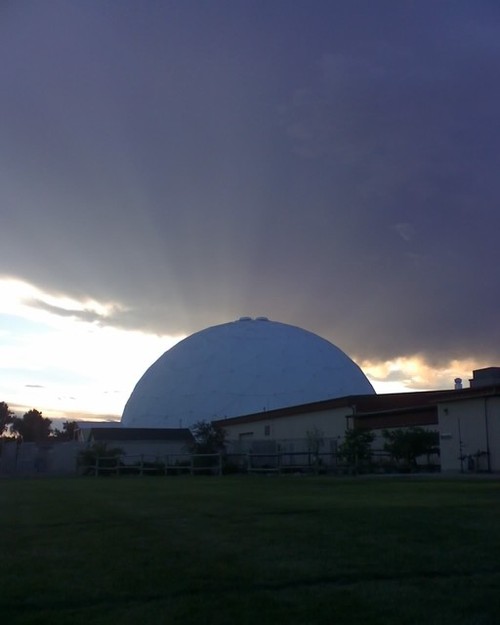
[438,397,500,472]
[220,406,353,443]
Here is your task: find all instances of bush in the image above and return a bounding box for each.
[338,429,375,473]
[78,443,123,476]
[382,428,439,471]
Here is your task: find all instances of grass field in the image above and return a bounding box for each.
[1,475,500,625]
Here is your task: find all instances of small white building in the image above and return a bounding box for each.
[76,421,121,443]
[438,369,500,472]
[84,427,194,464]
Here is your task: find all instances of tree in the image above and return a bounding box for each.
[53,421,79,441]
[382,427,439,470]
[190,420,227,454]
[0,401,14,436]
[338,428,375,472]
[11,409,52,442]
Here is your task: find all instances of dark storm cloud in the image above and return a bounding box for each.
[27,300,108,325]
[1,1,500,364]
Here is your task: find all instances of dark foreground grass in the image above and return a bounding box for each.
[1,475,500,625]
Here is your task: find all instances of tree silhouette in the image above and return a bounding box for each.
[0,401,14,435]
[11,409,52,442]
[53,420,79,441]
[338,428,375,472]
[190,420,227,453]
[382,427,439,470]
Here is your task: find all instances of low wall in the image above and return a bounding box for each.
[0,441,84,476]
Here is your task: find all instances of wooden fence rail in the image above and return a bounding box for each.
[82,450,343,477]
[84,453,224,477]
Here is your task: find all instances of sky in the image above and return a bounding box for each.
[1,0,499,423]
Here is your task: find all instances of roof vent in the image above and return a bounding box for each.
[238,316,252,322]
[454,378,463,390]
[255,316,269,321]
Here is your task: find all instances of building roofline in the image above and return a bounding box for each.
[89,427,194,442]
[353,404,436,419]
[212,389,455,427]
[436,385,500,403]
[212,393,371,427]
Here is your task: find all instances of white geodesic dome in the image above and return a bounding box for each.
[121,317,375,428]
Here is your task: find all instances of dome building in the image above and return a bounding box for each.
[121,317,375,428]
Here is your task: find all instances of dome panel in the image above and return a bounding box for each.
[121,318,375,428]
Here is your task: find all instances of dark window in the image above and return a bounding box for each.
[264,425,271,436]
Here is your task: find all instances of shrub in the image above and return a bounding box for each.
[78,443,123,476]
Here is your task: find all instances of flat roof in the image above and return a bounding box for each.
[212,389,453,427]
[89,427,194,442]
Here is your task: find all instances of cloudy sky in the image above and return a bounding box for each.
[1,0,499,421]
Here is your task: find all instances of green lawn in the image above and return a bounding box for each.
[1,475,500,624]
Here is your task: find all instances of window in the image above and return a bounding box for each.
[264,425,271,436]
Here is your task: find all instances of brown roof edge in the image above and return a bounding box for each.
[212,389,456,428]
[212,394,370,427]
[434,384,500,403]
[353,404,438,419]
[90,427,194,442]
[354,409,438,431]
